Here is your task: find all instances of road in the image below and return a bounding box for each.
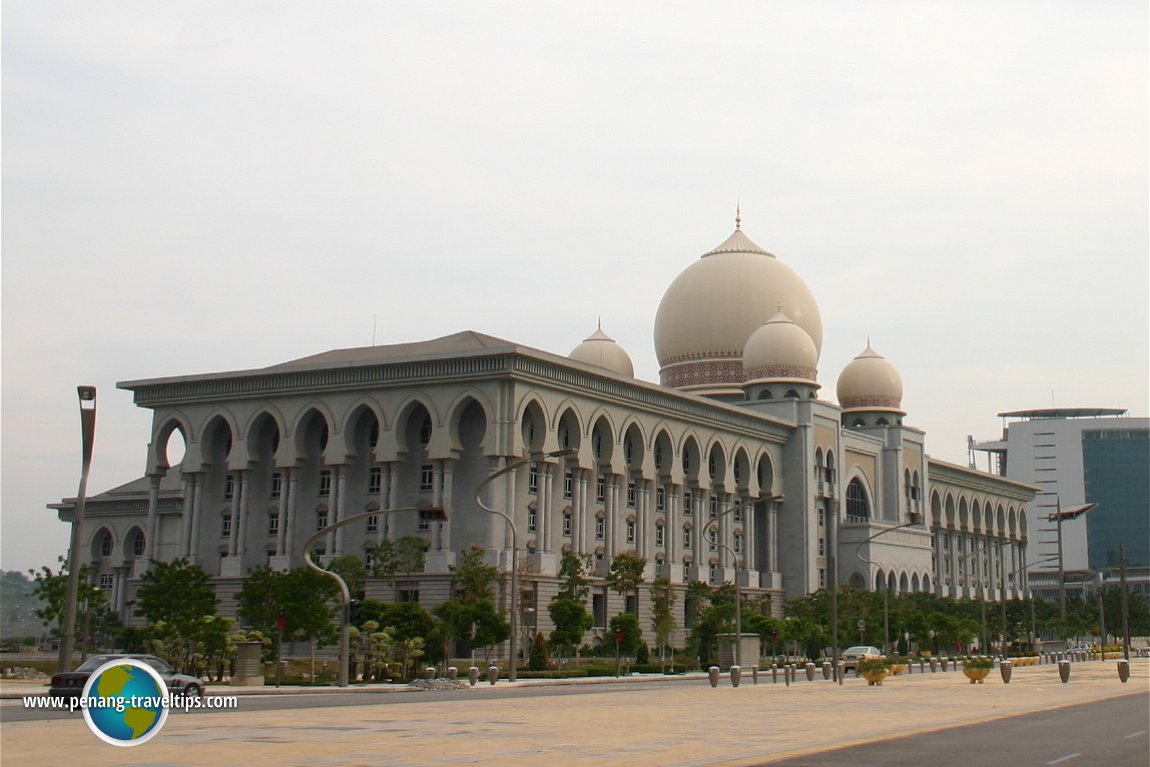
[761,692,1148,767]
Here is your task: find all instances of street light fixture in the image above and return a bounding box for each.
[1045,499,1096,619]
[475,448,576,682]
[304,504,447,687]
[58,386,97,674]
[702,495,783,669]
[854,520,921,656]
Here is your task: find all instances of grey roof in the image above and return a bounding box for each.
[264,331,523,371]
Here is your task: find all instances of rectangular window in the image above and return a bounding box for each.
[734,535,743,554]
[528,506,537,533]
[708,529,717,552]
[564,471,573,500]
[656,487,665,512]
[818,568,826,587]
[316,509,329,531]
[592,592,606,628]
[318,469,332,497]
[595,517,605,541]
[399,583,419,603]
[818,508,825,527]
[267,512,279,536]
[224,473,235,501]
[735,504,744,523]
[528,465,539,495]
[418,516,430,531]
[98,573,114,591]
[627,482,636,508]
[368,467,382,494]
[270,471,282,499]
[818,537,825,556]
[420,464,434,492]
[709,496,718,519]
[684,491,693,516]
[366,515,378,533]
[655,525,665,547]
[709,564,717,583]
[626,520,636,544]
[683,528,692,549]
[221,514,232,537]
[596,476,605,503]
[563,512,573,537]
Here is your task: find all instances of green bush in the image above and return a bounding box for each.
[961,656,994,670]
[856,657,892,673]
[528,632,549,671]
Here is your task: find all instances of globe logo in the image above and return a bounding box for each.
[80,658,170,746]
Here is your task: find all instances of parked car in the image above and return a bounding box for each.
[49,654,204,704]
[840,645,883,674]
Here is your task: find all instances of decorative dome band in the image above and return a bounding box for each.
[744,364,818,382]
[660,358,745,389]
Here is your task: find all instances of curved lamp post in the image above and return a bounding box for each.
[475,448,575,682]
[702,495,783,669]
[853,520,920,656]
[304,504,446,687]
[58,386,97,674]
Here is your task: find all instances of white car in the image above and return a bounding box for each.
[840,645,883,673]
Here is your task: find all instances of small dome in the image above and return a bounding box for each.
[836,342,904,413]
[742,310,818,385]
[570,326,634,377]
[653,220,822,394]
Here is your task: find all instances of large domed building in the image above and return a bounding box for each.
[52,212,1034,661]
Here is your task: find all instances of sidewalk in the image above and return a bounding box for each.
[2,658,1146,767]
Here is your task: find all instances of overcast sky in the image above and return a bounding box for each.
[3,1,1146,575]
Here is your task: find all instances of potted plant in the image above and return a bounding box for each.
[961,656,994,684]
[857,656,892,686]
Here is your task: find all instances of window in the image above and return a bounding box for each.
[734,534,743,554]
[267,512,279,536]
[817,537,825,556]
[684,491,693,516]
[626,520,636,544]
[734,504,744,523]
[846,478,870,522]
[709,496,718,519]
[319,470,332,497]
[595,517,605,541]
[709,564,717,583]
[316,508,329,530]
[563,511,573,537]
[818,508,825,527]
[655,524,665,547]
[528,465,538,495]
[564,471,573,499]
[656,487,665,512]
[132,532,145,557]
[319,425,329,451]
[708,454,716,479]
[708,529,718,552]
[683,527,692,549]
[98,534,113,558]
[420,464,434,492]
[366,515,378,533]
[224,474,235,501]
[596,476,605,503]
[369,422,379,448]
[818,568,826,587]
[368,467,382,494]
[398,583,419,603]
[98,573,114,591]
[627,482,636,508]
[419,418,432,445]
[270,471,282,499]
[221,514,232,537]
[528,506,537,534]
[418,516,430,531]
[592,593,606,628]
[682,453,691,474]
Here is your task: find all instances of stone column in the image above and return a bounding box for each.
[189,473,204,562]
[439,459,454,551]
[332,465,347,555]
[487,457,505,550]
[227,474,241,557]
[284,469,300,562]
[386,463,399,543]
[236,471,251,557]
[180,473,198,559]
[275,468,290,557]
[144,474,162,560]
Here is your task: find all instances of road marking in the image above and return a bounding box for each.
[1047,754,1081,765]
[1124,730,1147,739]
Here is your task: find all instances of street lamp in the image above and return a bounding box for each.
[702,495,783,669]
[304,504,447,687]
[475,448,575,682]
[1045,498,1095,619]
[58,386,97,674]
[854,520,921,656]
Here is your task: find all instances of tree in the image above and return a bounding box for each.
[236,567,339,651]
[29,561,109,641]
[370,536,429,588]
[606,552,647,613]
[327,555,368,599]
[609,612,643,657]
[528,631,549,671]
[557,550,593,601]
[549,551,594,658]
[649,577,678,671]
[135,559,217,639]
[433,546,509,664]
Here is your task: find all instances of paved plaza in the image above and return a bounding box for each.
[1,658,1146,767]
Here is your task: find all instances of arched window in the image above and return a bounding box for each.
[100,532,113,558]
[131,530,145,557]
[846,478,870,522]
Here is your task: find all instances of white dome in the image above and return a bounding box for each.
[570,326,634,377]
[654,224,822,393]
[742,310,819,385]
[836,342,904,413]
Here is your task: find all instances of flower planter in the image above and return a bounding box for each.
[861,668,889,686]
[962,667,991,684]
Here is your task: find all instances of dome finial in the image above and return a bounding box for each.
[597,315,602,330]
[735,200,742,230]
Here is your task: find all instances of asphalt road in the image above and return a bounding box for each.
[759,692,1149,767]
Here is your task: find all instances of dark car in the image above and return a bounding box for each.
[49,654,204,703]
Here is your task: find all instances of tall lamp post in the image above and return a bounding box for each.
[1046,499,1095,619]
[854,519,921,656]
[304,505,446,687]
[701,494,783,669]
[475,449,575,682]
[58,386,97,674]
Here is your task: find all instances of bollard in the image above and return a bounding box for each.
[708,666,720,688]
[1058,660,1071,684]
[731,665,742,687]
[837,661,845,686]
[771,663,778,684]
[999,659,1012,684]
[487,665,499,685]
[752,665,759,685]
[918,659,925,674]
[425,667,436,680]
[929,657,938,673]
[468,666,479,686]
[447,666,458,681]
[784,664,792,687]
[941,657,949,672]
[805,662,816,682]
[1117,659,1130,683]
[822,661,832,680]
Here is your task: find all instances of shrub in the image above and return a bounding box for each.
[856,656,892,673]
[962,656,994,670]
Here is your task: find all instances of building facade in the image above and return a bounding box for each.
[53,218,1035,651]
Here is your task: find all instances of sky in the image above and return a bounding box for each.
[2,1,1147,575]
